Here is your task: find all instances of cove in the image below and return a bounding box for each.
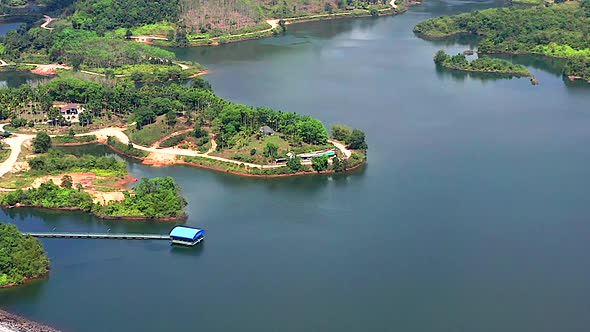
[2,0,590,331]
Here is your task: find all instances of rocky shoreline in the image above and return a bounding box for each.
[0,310,61,332]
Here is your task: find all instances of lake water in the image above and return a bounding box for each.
[2,1,590,331]
[0,22,22,36]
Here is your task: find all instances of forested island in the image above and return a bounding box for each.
[414,0,590,82]
[433,50,532,77]
[0,223,49,288]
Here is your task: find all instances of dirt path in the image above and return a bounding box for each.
[40,15,54,30]
[206,135,217,155]
[0,126,353,176]
[83,127,353,168]
[174,62,190,70]
[0,124,34,178]
[328,139,352,159]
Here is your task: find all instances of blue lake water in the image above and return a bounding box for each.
[2,0,590,331]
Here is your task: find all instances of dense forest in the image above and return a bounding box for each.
[433,50,531,76]
[0,223,49,287]
[1,78,329,150]
[414,1,590,81]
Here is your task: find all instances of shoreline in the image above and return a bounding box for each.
[438,63,532,77]
[0,273,48,290]
[178,157,365,177]
[0,309,61,332]
[189,6,403,47]
[0,204,187,222]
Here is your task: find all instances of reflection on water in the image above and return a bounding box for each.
[0,278,48,307]
[0,71,49,89]
[419,32,482,48]
[489,53,567,76]
[434,64,529,83]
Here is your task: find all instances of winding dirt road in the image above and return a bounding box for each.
[0,126,353,175]
[0,124,34,178]
[40,15,54,31]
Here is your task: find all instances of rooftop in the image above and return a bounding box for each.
[169,226,204,240]
[60,103,81,111]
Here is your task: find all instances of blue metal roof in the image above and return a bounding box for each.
[169,226,204,240]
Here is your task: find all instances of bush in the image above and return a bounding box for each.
[33,132,52,153]
[287,156,303,172]
[9,118,27,128]
[312,155,329,172]
[331,124,352,142]
[347,129,368,150]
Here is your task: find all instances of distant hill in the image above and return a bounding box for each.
[63,0,386,33]
[179,0,341,31]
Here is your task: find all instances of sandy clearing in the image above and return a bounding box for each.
[29,172,129,204]
[27,64,71,76]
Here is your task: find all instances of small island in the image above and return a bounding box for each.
[414,0,590,83]
[0,223,49,288]
[433,50,532,77]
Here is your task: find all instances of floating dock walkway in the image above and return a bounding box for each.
[25,226,205,246]
[26,232,170,240]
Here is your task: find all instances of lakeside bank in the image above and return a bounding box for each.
[158,0,407,47]
[0,309,61,332]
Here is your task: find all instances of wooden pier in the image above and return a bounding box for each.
[26,232,170,240]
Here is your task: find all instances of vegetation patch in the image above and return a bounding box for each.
[160,133,188,148]
[0,143,10,163]
[433,50,531,77]
[93,177,187,219]
[0,223,49,288]
[106,136,149,159]
[52,134,98,145]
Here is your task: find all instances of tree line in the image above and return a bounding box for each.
[2,78,337,151]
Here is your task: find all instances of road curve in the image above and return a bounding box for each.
[0,124,35,178]
[40,15,54,30]
[0,126,353,175]
[83,127,353,169]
